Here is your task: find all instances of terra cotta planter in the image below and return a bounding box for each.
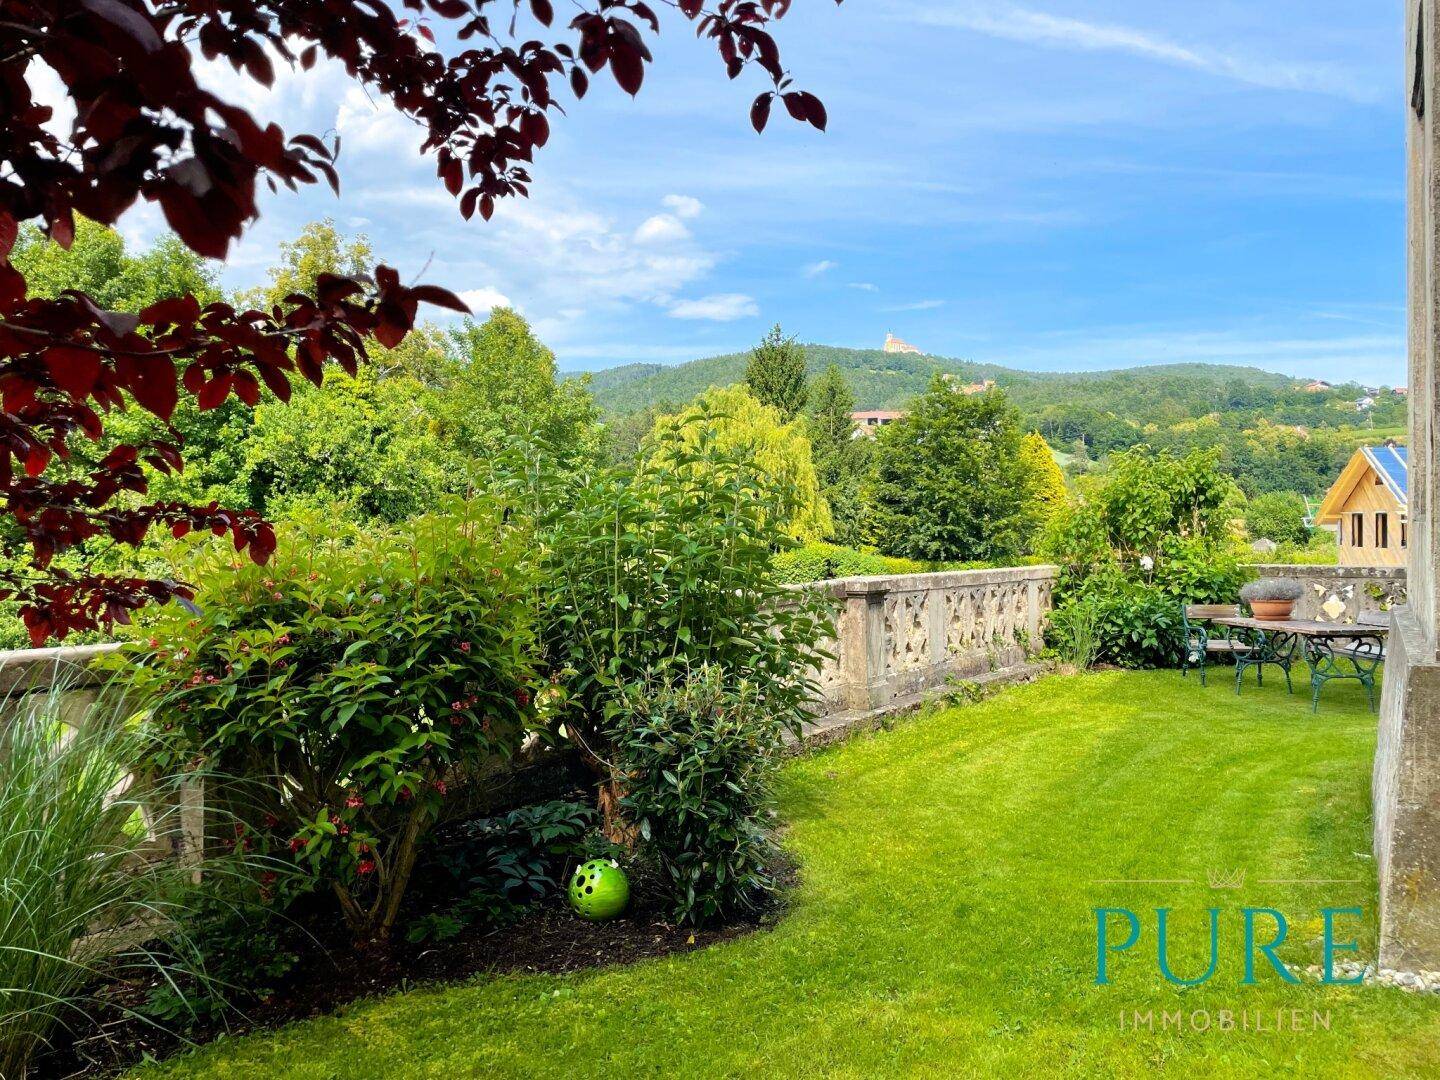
[1250,600,1295,621]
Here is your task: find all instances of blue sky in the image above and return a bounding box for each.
[105,2,1408,382]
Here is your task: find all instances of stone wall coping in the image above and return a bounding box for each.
[820,565,1059,597]
[0,642,122,697]
[1245,564,1407,580]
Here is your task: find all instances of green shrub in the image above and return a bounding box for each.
[1044,447,1245,667]
[1243,491,1311,546]
[618,668,787,925]
[111,498,538,946]
[771,542,929,583]
[489,435,835,842]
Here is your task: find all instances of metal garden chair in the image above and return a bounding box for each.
[1180,604,1250,686]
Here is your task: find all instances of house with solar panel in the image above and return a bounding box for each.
[1314,442,1409,566]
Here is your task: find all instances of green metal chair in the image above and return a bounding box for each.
[1305,612,1387,713]
[1180,604,1248,686]
[1232,625,1298,695]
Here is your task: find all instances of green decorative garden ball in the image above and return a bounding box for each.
[569,858,630,920]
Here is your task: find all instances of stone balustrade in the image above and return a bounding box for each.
[1245,564,1408,623]
[805,565,1058,714]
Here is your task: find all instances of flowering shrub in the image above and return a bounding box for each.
[112,499,537,945]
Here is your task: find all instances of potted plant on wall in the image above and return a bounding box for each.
[1240,577,1304,621]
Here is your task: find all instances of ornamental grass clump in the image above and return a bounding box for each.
[0,675,217,1078]
[113,497,538,947]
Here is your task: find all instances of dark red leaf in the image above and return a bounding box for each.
[44,347,102,399]
[750,93,772,133]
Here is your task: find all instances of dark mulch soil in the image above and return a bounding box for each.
[32,857,795,1079]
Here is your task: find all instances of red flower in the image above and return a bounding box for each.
[276,633,291,645]
[357,859,375,876]
[345,793,364,809]
[263,812,280,828]
[398,786,413,802]
[459,641,471,654]
[260,871,277,885]
[289,836,308,852]
[513,687,531,709]
[433,779,447,795]
[147,637,161,649]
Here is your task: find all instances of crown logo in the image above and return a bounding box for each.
[1207,869,1245,890]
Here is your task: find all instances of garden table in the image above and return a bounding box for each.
[1208,615,1388,713]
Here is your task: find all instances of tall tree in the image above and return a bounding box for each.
[647,385,833,542]
[437,308,602,471]
[246,219,374,309]
[806,363,868,546]
[1019,432,1067,521]
[745,324,808,419]
[867,379,1040,563]
[0,0,839,643]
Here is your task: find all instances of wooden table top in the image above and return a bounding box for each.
[1210,616,1389,637]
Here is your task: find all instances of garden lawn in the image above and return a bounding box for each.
[138,671,1440,1079]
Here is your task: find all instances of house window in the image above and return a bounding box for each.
[1377,512,1389,549]
[1351,513,1365,547]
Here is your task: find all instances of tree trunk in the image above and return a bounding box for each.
[575,736,637,848]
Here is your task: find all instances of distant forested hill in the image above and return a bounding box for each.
[578,344,1406,497]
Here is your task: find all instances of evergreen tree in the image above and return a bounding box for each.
[744,324,808,419]
[807,364,869,546]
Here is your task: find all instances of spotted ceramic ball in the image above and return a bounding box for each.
[568,858,630,921]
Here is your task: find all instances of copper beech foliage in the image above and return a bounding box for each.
[0,0,838,645]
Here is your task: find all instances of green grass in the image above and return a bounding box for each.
[138,671,1440,1079]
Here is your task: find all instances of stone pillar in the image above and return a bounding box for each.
[837,578,890,712]
[1375,0,1440,971]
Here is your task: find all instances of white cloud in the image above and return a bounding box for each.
[804,260,838,277]
[668,294,759,321]
[909,4,1374,101]
[847,282,879,293]
[634,214,691,244]
[661,194,704,220]
[335,85,426,158]
[458,287,515,313]
[886,299,946,312]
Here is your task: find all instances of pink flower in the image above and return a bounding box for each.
[345,793,364,809]
[459,641,471,654]
[433,779,447,795]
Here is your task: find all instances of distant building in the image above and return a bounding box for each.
[1303,380,1333,392]
[1396,386,1410,396]
[883,332,922,355]
[1357,395,1378,411]
[851,410,905,437]
[1314,443,1409,567]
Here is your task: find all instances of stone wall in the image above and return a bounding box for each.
[807,565,1056,715]
[0,642,205,871]
[1245,565,1408,623]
